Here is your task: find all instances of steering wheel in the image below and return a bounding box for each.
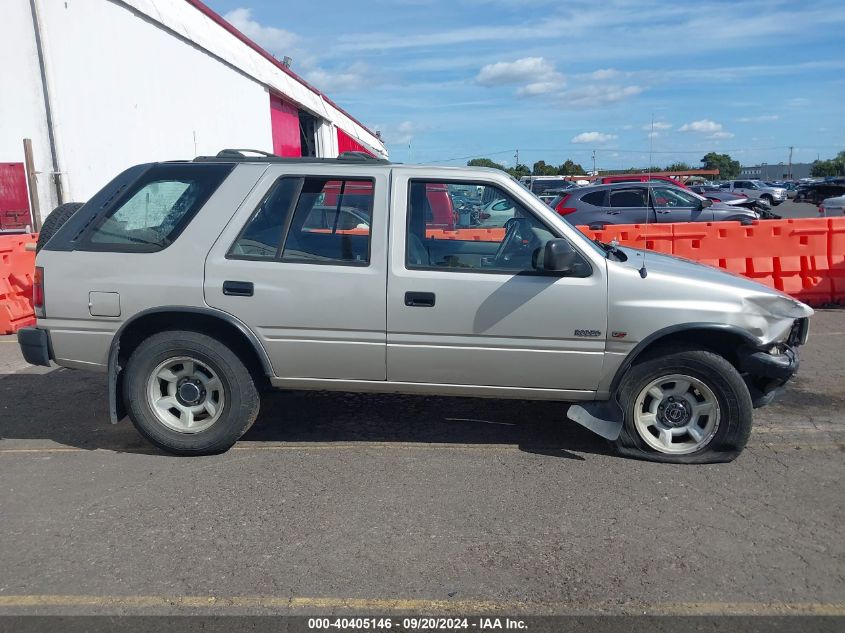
[494,218,531,266]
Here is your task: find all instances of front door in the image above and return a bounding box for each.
[205,168,388,380]
[387,175,608,395]
[650,185,712,223]
[601,186,654,226]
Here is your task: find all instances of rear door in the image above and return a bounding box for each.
[601,186,653,225]
[204,166,388,380]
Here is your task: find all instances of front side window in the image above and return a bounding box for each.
[651,187,699,207]
[230,176,373,265]
[86,163,232,251]
[406,180,590,275]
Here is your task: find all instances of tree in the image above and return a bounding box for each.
[664,162,691,172]
[467,158,505,170]
[810,151,845,177]
[701,152,740,179]
[557,159,586,175]
[506,163,531,179]
[532,160,557,176]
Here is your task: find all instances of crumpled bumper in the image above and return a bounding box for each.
[738,344,800,408]
[17,327,52,367]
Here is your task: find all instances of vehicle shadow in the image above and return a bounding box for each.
[0,369,611,460]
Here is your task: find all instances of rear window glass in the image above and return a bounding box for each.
[580,191,605,207]
[86,163,231,251]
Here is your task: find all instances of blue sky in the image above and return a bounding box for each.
[207,0,845,171]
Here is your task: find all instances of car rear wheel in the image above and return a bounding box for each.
[613,349,752,463]
[123,330,260,455]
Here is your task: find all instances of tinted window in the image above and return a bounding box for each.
[86,163,231,251]
[229,178,300,259]
[281,178,373,265]
[609,188,647,207]
[580,191,605,207]
[406,180,590,276]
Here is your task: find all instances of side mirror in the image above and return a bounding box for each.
[538,239,578,273]
[700,198,712,209]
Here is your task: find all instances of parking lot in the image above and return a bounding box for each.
[0,309,842,616]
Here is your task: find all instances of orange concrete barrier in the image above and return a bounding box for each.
[578,218,840,307]
[427,228,506,241]
[0,233,37,334]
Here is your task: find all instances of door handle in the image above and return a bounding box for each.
[223,280,254,297]
[405,291,435,307]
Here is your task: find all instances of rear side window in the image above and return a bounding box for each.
[85,163,232,251]
[580,191,606,207]
[229,176,374,265]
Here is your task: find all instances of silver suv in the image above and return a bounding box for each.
[720,180,787,206]
[17,152,812,463]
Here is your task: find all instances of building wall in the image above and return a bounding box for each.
[739,163,812,180]
[37,0,273,207]
[0,1,56,219]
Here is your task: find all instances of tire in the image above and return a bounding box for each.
[36,202,84,252]
[123,330,260,455]
[613,348,752,464]
[760,194,774,206]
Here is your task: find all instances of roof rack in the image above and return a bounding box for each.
[193,149,390,164]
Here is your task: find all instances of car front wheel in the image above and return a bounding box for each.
[613,348,752,463]
[123,330,260,455]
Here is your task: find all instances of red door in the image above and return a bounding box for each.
[337,129,374,157]
[269,94,301,157]
[0,163,31,230]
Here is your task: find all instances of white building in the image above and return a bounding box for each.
[0,0,387,229]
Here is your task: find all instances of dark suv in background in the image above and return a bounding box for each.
[548,181,758,228]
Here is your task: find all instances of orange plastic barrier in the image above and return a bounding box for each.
[0,233,37,334]
[579,218,840,307]
[426,228,506,242]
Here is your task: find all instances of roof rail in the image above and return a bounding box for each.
[193,149,390,165]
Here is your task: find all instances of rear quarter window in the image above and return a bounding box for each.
[82,163,232,252]
[580,191,606,206]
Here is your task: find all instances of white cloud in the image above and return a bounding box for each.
[305,62,371,93]
[709,131,735,139]
[571,131,618,144]
[372,121,419,145]
[647,131,660,139]
[224,8,299,56]
[737,114,780,122]
[476,57,562,86]
[517,81,560,96]
[590,68,620,80]
[679,119,724,133]
[560,84,642,107]
[643,121,672,130]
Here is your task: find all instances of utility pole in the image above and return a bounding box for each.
[788,146,793,180]
[514,149,519,168]
[592,150,596,176]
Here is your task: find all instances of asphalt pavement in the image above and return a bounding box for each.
[0,310,843,617]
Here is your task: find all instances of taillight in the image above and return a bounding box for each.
[554,194,577,216]
[33,266,45,318]
[818,205,825,216]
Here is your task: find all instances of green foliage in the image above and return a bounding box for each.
[506,163,531,178]
[664,162,692,172]
[557,160,585,175]
[467,158,506,170]
[700,152,741,179]
[810,151,845,177]
[532,160,558,176]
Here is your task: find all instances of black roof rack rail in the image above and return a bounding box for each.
[193,149,390,164]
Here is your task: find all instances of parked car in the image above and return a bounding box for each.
[819,195,845,216]
[795,180,845,205]
[719,180,787,206]
[19,151,812,463]
[519,176,578,195]
[687,185,780,218]
[548,182,758,228]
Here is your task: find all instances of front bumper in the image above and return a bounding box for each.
[17,327,52,367]
[738,344,799,408]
